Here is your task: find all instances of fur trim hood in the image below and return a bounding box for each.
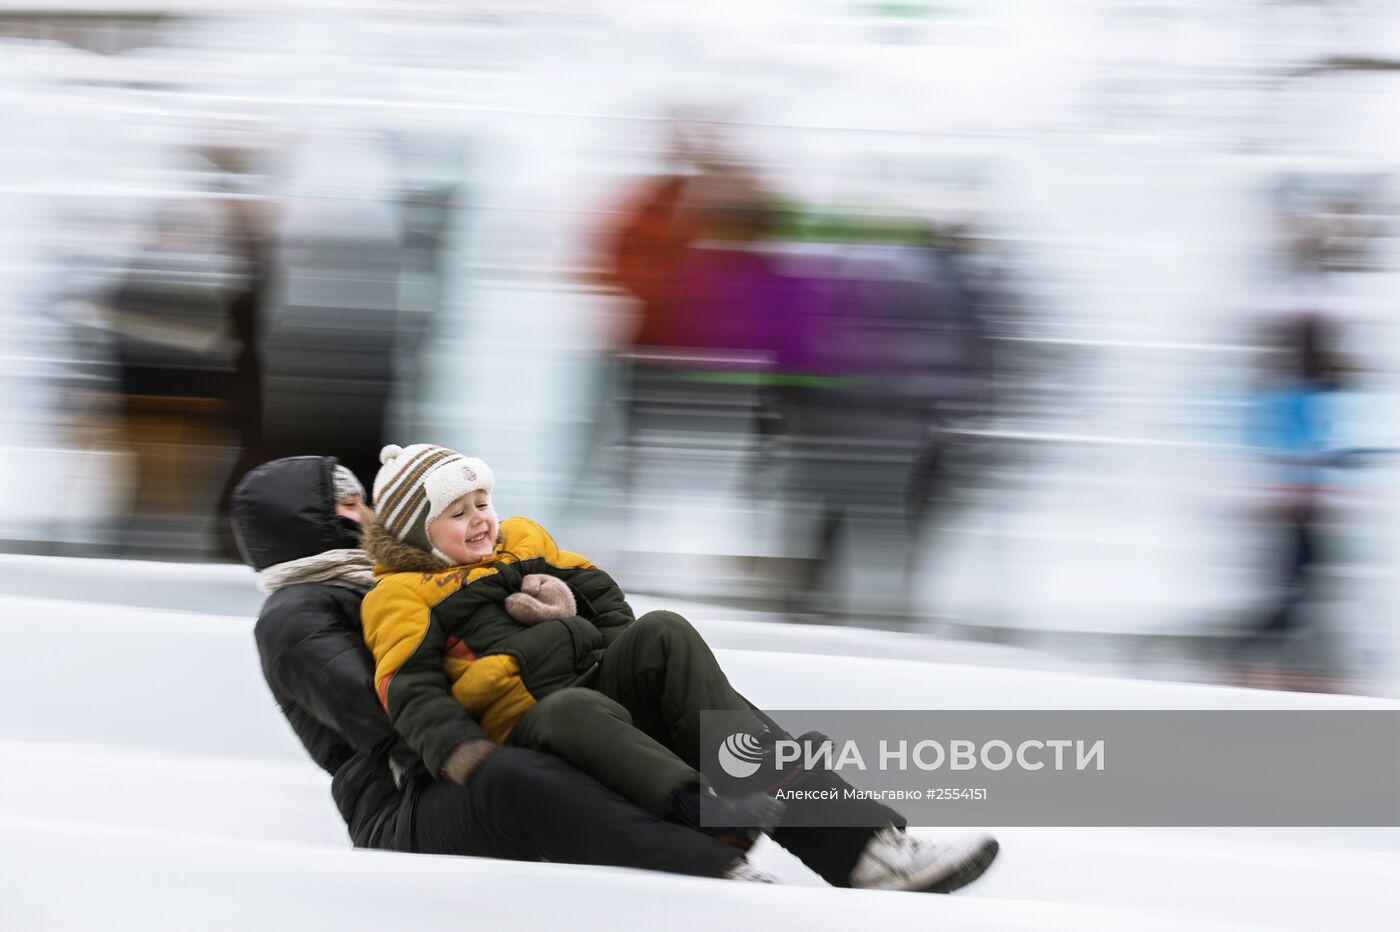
[362,515,505,575]
[363,516,451,573]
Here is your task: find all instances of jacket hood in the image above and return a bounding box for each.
[232,456,365,570]
[362,516,453,574]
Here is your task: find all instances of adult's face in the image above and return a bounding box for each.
[335,494,372,525]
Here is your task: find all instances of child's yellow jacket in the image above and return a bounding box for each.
[362,516,633,776]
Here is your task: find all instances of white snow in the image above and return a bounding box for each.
[3,562,1399,931]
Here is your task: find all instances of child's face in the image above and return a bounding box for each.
[335,495,372,524]
[428,490,499,565]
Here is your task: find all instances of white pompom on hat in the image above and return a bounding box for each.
[371,443,495,554]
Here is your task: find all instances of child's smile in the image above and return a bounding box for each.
[428,489,500,565]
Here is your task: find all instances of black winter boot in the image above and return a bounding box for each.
[668,786,787,852]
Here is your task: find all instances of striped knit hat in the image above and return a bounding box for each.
[371,443,496,555]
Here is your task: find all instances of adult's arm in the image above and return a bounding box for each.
[257,588,402,755]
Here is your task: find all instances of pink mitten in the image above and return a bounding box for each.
[504,574,577,624]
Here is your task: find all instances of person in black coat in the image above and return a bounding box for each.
[231,455,756,879]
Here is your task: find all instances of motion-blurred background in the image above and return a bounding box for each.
[3,0,1399,695]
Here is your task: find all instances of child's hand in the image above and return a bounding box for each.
[505,574,578,624]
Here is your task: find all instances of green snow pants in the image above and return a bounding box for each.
[506,610,767,815]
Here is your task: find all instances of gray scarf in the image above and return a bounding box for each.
[257,548,377,594]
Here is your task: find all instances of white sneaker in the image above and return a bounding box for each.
[849,828,999,893]
[724,860,781,884]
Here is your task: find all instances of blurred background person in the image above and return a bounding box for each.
[94,142,266,557]
[1229,312,1353,688]
[599,114,785,499]
[766,214,997,622]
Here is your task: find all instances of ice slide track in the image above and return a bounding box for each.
[2,571,1398,930]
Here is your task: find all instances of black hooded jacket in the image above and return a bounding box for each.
[233,456,422,849]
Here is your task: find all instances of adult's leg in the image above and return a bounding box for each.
[410,747,737,878]
[766,768,905,887]
[507,687,698,815]
[726,709,905,887]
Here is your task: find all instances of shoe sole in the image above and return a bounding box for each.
[921,837,1000,894]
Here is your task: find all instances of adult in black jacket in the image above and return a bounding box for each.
[231,455,748,877]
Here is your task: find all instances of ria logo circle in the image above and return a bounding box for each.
[717,732,764,778]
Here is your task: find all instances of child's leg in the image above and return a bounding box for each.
[594,610,767,768]
[598,612,914,885]
[506,687,698,815]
